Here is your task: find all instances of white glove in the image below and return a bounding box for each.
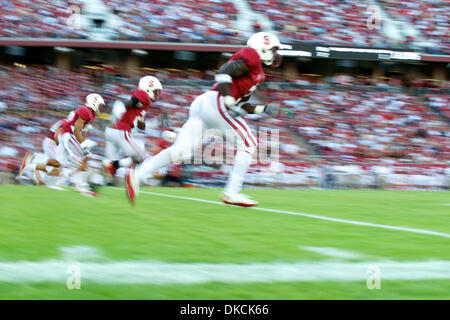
[223,95,236,108]
[80,139,97,154]
[224,96,248,117]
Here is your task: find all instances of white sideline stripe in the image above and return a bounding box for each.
[442,204,450,206]
[128,189,450,239]
[300,246,365,259]
[1,259,450,284]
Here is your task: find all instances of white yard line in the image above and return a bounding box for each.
[300,246,366,259]
[121,189,450,239]
[1,246,448,284]
[1,258,449,284]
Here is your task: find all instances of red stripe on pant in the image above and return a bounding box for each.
[216,94,250,147]
[70,136,84,156]
[68,138,83,164]
[233,117,257,147]
[124,131,146,161]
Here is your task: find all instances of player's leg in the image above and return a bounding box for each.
[17,151,34,178]
[224,117,257,188]
[111,129,147,171]
[206,93,258,206]
[126,95,206,203]
[222,118,258,206]
[103,127,123,175]
[42,137,58,160]
[21,152,60,186]
[59,133,96,195]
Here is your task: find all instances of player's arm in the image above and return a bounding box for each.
[137,117,145,130]
[215,60,249,106]
[125,95,144,109]
[125,98,135,109]
[54,127,63,145]
[216,60,279,117]
[73,118,87,144]
[224,92,280,116]
[240,99,280,116]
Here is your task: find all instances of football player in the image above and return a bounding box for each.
[125,32,286,206]
[17,113,75,186]
[55,93,105,195]
[103,76,162,175]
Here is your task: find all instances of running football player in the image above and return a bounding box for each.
[103,76,162,176]
[125,32,286,206]
[55,93,105,195]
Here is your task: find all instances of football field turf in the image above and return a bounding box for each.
[1,185,449,299]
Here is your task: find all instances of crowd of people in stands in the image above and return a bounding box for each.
[0,0,448,52]
[378,0,449,53]
[0,64,449,188]
[104,0,242,43]
[425,94,450,121]
[0,0,88,39]
[248,0,389,47]
[291,89,449,164]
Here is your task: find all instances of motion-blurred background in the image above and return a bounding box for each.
[0,0,449,190]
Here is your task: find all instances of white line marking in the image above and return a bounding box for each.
[1,258,449,284]
[441,204,450,206]
[120,189,450,239]
[300,246,365,259]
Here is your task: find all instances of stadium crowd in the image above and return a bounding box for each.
[248,0,389,47]
[0,64,449,189]
[104,0,242,43]
[378,0,449,53]
[0,0,448,52]
[425,94,450,121]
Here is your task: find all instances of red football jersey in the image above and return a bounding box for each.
[212,47,265,101]
[113,90,150,132]
[60,106,96,135]
[46,119,63,140]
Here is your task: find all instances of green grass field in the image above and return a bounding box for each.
[0,185,449,300]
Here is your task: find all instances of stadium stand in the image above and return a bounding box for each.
[1,65,448,189]
[377,0,450,53]
[247,0,389,47]
[0,0,448,52]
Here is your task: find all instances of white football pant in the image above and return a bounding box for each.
[105,127,147,163]
[136,90,257,194]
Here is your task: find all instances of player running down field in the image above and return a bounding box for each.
[125,32,287,206]
[17,112,75,187]
[55,93,105,195]
[103,76,163,176]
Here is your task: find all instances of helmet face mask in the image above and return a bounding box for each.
[152,89,161,101]
[262,46,282,68]
[247,32,284,68]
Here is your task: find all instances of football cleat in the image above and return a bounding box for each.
[102,160,117,176]
[125,168,139,205]
[221,192,258,207]
[75,186,99,197]
[18,151,33,178]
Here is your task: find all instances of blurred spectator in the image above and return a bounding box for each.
[0,64,448,189]
[0,0,447,52]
